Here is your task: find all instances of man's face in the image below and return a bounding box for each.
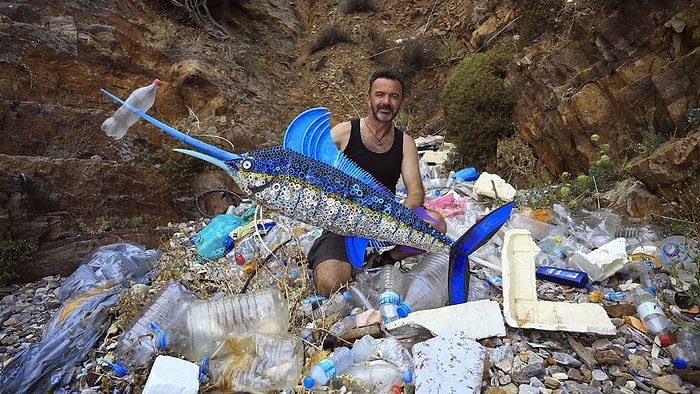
[367,78,404,123]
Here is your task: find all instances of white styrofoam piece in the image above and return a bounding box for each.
[385,299,505,339]
[502,229,617,335]
[412,330,486,393]
[472,172,516,201]
[568,237,628,282]
[142,355,200,394]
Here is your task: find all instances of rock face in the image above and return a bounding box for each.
[0,0,698,282]
[510,1,699,200]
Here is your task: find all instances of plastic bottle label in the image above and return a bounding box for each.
[317,359,337,379]
[637,301,663,317]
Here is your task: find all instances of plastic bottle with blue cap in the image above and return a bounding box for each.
[397,253,448,318]
[668,326,700,369]
[378,265,402,324]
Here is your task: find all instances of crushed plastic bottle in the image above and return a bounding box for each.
[467,276,491,301]
[116,282,197,372]
[668,326,700,369]
[376,336,414,380]
[164,287,290,363]
[207,333,303,392]
[351,335,378,362]
[303,346,355,388]
[329,314,357,338]
[310,291,352,320]
[397,253,448,318]
[102,79,161,139]
[341,360,406,394]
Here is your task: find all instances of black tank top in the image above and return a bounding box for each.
[343,118,403,193]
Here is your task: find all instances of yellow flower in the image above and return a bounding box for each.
[590,134,600,142]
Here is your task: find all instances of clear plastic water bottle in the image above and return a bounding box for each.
[668,326,700,369]
[329,314,357,338]
[351,335,378,362]
[377,336,414,381]
[348,281,374,310]
[378,265,402,324]
[207,333,303,392]
[630,286,669,336]
[303,346,355,388]
[164,287,290,363]
[397,253,448,318]
[341,360,406,393]
[467,276,491,301]
[310,291,352,320]
[102,79,161,139]
[116,282,197,372]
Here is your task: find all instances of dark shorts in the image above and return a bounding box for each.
[307,231,349,270]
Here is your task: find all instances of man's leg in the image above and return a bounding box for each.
[312,259,352,297]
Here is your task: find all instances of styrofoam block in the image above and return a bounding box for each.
[472,172,516,201]
[502,229,616,335]
[412,330,486,393]
[568,237,628,282]
[385,299,505,339]
[142,355,199,394]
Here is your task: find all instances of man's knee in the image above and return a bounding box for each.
[312,259,352,297]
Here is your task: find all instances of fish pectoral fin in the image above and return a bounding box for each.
[345,236,370,268]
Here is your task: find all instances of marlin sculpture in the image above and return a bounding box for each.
[101,89,513,304]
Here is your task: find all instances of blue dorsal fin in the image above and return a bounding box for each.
[284,108,397,198]
[283,107,327,154]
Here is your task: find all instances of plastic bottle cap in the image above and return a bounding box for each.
[153,79,162,86]
[396,302,412,318]
[673,358,688,369]
[303,376,315,388]
[403,370,413,382]
[659,334,671,347]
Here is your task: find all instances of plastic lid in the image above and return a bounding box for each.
[396,302,412,318]
[303,376,315,388]
[153,79,162,86]
[403,370,413,382]
[659,334,671,347]
[343,291,351,300]
[673,358,688,369]
[100,359,126,377]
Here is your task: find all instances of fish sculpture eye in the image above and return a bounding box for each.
[241,159,254,171]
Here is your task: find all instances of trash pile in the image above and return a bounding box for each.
[1,140,699,394]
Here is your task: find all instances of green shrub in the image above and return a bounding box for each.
[440,43,515,171]
[0,239,38,285]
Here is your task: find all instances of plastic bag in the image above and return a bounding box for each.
[58,242,159,301]
[0,283,121,394]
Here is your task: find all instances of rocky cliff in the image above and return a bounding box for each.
[0,0,698,282]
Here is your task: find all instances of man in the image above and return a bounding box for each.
[307,69,446,297]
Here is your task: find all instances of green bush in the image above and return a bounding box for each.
[0,239,38,285]
[440,43,515,170]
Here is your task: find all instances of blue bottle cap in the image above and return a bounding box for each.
[403,370,413,382]
[396,302,412,318]
[303,376,315,388]
[673,358,688,369]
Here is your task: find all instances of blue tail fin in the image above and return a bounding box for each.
[448,201,514,304]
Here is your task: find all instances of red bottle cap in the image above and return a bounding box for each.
[153,79,162,86]
[659,334,671,347]
[389,385,402,394]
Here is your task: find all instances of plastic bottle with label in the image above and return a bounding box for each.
[397,253,448,318]
[303,346,355,388]
[378,265,402,324]
[163,287,289,363]
[116,282,198,372]
[630,286,669,337]
[102,79,161,139]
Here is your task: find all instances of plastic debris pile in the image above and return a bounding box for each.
[0,143,698,394]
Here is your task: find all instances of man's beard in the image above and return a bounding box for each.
[372,104,397,123]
